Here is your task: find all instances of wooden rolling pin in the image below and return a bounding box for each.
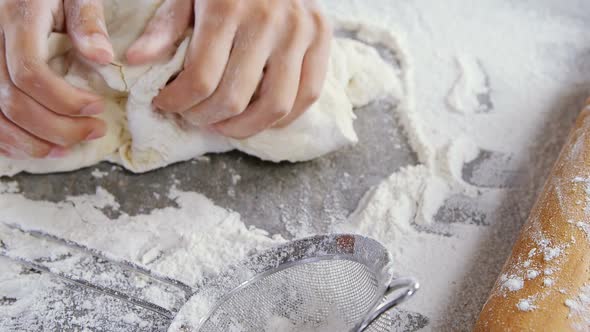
[475,102,590,331]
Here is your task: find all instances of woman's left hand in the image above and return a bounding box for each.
[126,0,332,139]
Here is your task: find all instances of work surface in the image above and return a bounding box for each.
[0,89,577,331]
[2,99,434,330]
[3,0,590,331]
[11,99,413,239]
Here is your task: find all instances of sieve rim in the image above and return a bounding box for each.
[172,234,395,332]
[196,254,389,331]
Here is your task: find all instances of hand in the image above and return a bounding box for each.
[127,0,332,139]
[0,0,114,159]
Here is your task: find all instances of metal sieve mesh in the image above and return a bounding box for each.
[200,259,390,331]
[174,234,417,332]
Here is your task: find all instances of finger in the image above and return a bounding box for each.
[274,9,331,128]
[2,8,104,118]
[214,32,309,138]
[153,0,237,113]
[182,22,274,126]
[65,0,114,64]
[0,111,58,159]
[0,85,106,147]
[126,0,193,65]
[0,27,105,147]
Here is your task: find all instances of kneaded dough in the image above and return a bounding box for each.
[0,0,402,176]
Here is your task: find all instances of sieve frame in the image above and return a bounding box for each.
[354,277,420,331]
[197,255,385,331]
[173,234,418,332]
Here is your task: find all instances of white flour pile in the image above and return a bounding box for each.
[2,0,590,331]
[0,184,283,287]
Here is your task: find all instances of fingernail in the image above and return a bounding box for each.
[81,100,104,116]
[87,33,114,63]
[85,129,105,141]
[47,147,69,159]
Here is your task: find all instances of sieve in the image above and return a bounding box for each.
[170,234,419,332]
[1,225,419,331]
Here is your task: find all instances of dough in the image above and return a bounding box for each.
[0,0,402,176]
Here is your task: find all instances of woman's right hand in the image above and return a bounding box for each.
[0,0,114,159]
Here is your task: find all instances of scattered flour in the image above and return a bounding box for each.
[573,220,590,240]
[501,276,524,292]
[0,187,284,287]
[528,249,537,258]
[2,0,590,330]
[0,181,19,194]
[327,0,590,329]
[543,278,554,287]
[231,174,242,186]
[446,56,491,114]
[543,247,562,262]
[262,314,349,332]
[91,169,109,179]
[517,298,536,312]
[526,270,539,280]
[565,284,590,331]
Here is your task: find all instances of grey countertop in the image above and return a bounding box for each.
[1,27,585,331]
[2,94,436,331]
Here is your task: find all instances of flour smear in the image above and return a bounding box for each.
[2,0,590,331]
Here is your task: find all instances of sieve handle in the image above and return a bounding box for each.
[354,277,420,332]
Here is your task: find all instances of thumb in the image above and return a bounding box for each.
[65,0,114,65]
[126,0,192,65]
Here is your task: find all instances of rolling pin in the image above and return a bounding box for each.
[475,102,590,331]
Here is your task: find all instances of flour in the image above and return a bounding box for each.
[0,181,18,194]
[262,314,349,332]
[517,299,536,312]
[526,270,539,280]
[327,0,590,329]
[543,278,554,287]
[2,0,590,331]
[0,186,285,330]
[543,247,562,262]
[0,186,283,287]
[446,56,491,114]
[501,276,524,292]
[91,168,109,179]
[565,284,590,331]
[167,293,214,331]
